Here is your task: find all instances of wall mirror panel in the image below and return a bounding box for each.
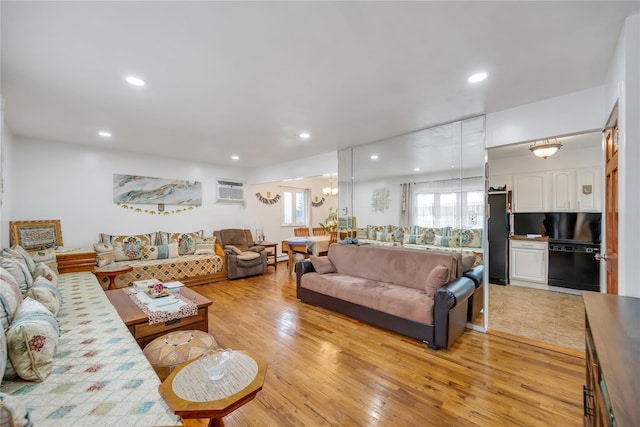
[338,116,486,330]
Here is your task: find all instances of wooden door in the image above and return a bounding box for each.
[604,105,619,294]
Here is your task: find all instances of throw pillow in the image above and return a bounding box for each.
[27,248,57,269]
[194,237,216,255]
[107,234,155,261]
[424,264,450,298]
[25,277,62,316]
[0,328,6,387]
[141,245,170,261]
[33,262,59,287]
[157,231,203,255]
[0,257,33,294]
[7,297,59,382]
[0,393,31,427]
[472,251,484,268]
[225,245,244,255]
[310,256,337,274]
[3,246,36,275]
[167,242,180,259]
[93,242,116,267]
[0,267,23,332]
[462,255,477,272]
[403,233,427,245]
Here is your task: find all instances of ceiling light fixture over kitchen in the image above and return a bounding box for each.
[125,76,146,86]
[530,139,563,159]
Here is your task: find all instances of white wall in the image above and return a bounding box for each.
[485,86,605,147]
[246,178,338,259]
[606,14,640,297]
[5,137,250,248]
[0,101,13,248]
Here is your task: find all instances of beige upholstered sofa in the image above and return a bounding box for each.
[296,244,475,350]
[95,231,226,289]
[0,246,181,426]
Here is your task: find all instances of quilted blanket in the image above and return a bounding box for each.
[0,272,181,426]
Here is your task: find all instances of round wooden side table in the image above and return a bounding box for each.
[93,264,133,290]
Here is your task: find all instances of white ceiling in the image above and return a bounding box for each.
[2,2,638,169]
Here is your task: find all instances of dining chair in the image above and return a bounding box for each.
[329,231,338,245]
[294,228,310,237]
[312,227,326,236]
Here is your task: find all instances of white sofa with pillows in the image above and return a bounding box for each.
[94,230,227,289]
[0,245,180,426]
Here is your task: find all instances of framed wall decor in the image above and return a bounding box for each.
[9,219,63,250]
[113,174,203,206]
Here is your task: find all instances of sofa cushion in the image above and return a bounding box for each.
[462,255,476,272]
[27,247,57,268]
[25,277,62,316]
[403,233,426,245]
[237,251,260,261]
[195,237,216,255]
[424,264,450,298]
[310,256,336,274]
[0,328,6,387]
[217,229,252,252]
[32,262,59,287]
[328,244,460,291]
[456,228,483,248]
[226,245,244,255]
[7,297,59,382]
[142,245,170,261]
[2,246,36,275]
[0,257,33,294]
[301,273,435,324]
[93,242,116,267]
[0,267,23,332]
[101,233,156,261]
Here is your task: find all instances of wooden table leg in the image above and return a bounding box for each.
[288,247,294,275]
[208,417,224,427]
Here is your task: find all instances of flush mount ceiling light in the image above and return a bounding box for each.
[231,155,240,160]
[413,167,420,172]
[529,139,563,159]
[323,174,338,197]
[299,132,310,139]
[468,72,488,83]
[98,131,112,138]
[370,155,379,160]
[125,76,146,86]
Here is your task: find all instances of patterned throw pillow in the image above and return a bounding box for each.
[141,245,171,260]
[27,248,57,269]
[0,393,31,427]
[33,262,59,287]
[167,242,180,259]
[194,237,216,255]
[168,232,200,255]
[0,328,6,387]
[93,242,116,267]
[403,233,427,245]
[7,297,59,382]
[423,228,437,245]
[0,267,23,332]
[456,228,483,248]
[25,277,62,316]
[0,257,33,294]
[109,234,155,261]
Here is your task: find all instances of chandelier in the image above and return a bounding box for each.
[323,175,338,197]
[529,139,562,159]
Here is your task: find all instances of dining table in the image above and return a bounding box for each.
[282,235,331,275]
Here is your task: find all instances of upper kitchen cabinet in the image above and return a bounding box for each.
[513,173,550,212]
[552,170,576,211]
[577,167,602,211]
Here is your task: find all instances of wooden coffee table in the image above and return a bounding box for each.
[106,286,212,348]
[159,350,266,427]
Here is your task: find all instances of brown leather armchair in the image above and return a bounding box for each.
[213,229,267,279]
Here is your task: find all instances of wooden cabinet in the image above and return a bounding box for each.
[552,170,576,211]
[509,239,548,286]
[583,292,640,427]
[56,249,96,273]
[513,173,549,212]
[577,167,601,211]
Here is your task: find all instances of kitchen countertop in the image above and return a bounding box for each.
[509,235,549,242]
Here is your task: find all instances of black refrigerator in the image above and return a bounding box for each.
[488,192,510,285]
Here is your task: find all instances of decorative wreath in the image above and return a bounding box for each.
[311,197,325,207]
[255,192,281,205]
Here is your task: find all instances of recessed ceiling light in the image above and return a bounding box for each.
[468,72,487,83]
[231,155,240,160]
[98,131,112,138]
[414,168,420,172]
[125,76,146,86]
[370,155,379,160]
[299,132,311,139]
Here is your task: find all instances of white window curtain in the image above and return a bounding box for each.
[412,177,483,228]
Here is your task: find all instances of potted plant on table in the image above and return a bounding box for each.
[319,208,338,233]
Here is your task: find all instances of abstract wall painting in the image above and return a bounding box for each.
[113,174,202,206]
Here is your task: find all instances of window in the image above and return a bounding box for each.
[281,186,308,226]
[413,178,484,229]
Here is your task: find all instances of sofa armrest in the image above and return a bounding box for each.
[295,259,315,292]
[248,245,265,252]
[463,265,484,288]
[433,277,475,349]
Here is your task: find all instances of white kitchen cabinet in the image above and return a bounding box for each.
[509,239,548,286]
[513,173,549,212]
[552,170,576,211]
[577,167,601,211]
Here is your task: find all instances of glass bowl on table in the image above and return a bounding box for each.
[199,348,234,380]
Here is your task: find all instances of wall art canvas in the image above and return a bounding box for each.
[10,220,63,250]
[113,174,202,206]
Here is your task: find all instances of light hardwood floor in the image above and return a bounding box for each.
[182,263,585,426]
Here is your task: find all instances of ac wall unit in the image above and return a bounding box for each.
[216,179,245,204]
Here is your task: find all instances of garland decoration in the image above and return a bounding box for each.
[255,192,280,205]
[311,197,325,207]
[116,203,198,215]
